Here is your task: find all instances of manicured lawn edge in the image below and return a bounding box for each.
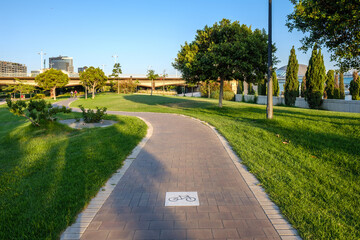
[61,117,153,239]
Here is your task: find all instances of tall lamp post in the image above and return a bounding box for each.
[266,0,273,119]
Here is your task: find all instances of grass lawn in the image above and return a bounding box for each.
[73,93,360,240]
[0,104,147,239]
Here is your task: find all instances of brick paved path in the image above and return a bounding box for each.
[77,111,281,240]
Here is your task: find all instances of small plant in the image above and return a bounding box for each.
[6,99,71,126]
[31,93,46,99]
[79,105,107,123]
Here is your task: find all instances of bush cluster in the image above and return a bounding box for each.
[200,81,233,98]
[79,105,107,123]
[210,90,235,101]
[6,99,71,126]
[110,80,137,94]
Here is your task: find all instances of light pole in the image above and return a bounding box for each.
[112,55,118,64]
[266,0,273,119]
[38,50,46,72]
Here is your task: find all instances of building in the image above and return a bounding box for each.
[49,56,74,73]
[0,61,27,77]
[78,66,88,73]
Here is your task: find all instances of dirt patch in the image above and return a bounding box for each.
[59,119,117,129]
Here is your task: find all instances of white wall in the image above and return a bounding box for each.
[235,94,360,113]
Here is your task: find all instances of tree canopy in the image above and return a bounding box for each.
[287,0,360,70]
[80,67,107,99]
[173,19,275,107]
[146,69,159,96]
[35,69,69,100]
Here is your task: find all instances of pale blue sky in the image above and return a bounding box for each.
[1,0,336,75]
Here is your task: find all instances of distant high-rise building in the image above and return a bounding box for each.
[78,66,88,73]
[0,61,27,76]
[49,56,74,73]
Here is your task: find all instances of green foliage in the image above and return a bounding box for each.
[35,69,69,100]
[285,46,299,106]
[6,99,71,126]
[0,107,146,239]
[210,90,235,101]
[258,78,267,96]
[200,81,232,98]
[325,70,335,99]
[146,69,159,96]
[272,71,279,97]
[31,93,46,99]
[287,0,360,70]
[80,67,108,99]
[248,82,255,95]
[339,72,345,99]
[110,63,122,77]
[349,71,360,100]
[305,45,326,109]
[79,105,107,123]
[237,80,244,94]
[333,73,341,99]
[173,18,276,107]
[111,79,137,94]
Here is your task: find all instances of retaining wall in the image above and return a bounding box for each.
[235,94,360,113]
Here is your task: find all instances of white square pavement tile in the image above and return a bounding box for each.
[165,192,199,206]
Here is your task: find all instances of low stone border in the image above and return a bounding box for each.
[60,117,153,240]
[181,115,301,240]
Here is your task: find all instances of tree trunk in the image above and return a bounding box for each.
[52,87,56,100]
[85,86,88,99]
[92,86,95,99]
[151,79,153,96]
[219,78,224,108]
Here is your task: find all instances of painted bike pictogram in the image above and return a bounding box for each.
[168,195,197,202]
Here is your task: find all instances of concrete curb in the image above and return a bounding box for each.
[181,115,301,240]
[60,117,153,240]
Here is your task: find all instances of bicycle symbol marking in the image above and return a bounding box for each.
[168,195,197,202]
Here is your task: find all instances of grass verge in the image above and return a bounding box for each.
[0,104,147,239]
[72,93,360,239]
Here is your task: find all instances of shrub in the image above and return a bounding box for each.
[210,90,235,101]
[6,99,71,126]
[200,81,233,98]
[31,93,46,99]
[325,70,335,99]
[349,71,360,100]
[79,105,107,123]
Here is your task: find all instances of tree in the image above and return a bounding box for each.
[237,80,244,95]
[300,76,306,98]
[284,46,299,106]
[146,69,159,96]
[35,69,69,100]
[80,67,108,99]
[334,73,341,99]
[287,0,360,70]
[258,78,267,96]
[272,71,279,97]
[325,70,335,99]
[173,19,274,108]
[248,83,255,95]
[349,71,360,100]
[305,45,326,109]
[339,72,345,99]
[110,63,122,94]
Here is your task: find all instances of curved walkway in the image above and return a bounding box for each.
[56,98,299,240]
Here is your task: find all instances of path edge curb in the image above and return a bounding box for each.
[180,114,301,240]
[60,117,153,240]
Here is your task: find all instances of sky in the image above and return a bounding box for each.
[1,0,337,76]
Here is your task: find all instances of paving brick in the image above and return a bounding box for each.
[76,112,286,240]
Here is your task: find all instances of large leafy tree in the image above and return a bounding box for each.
[110,63,122,94]
[287,0,360,70]
[35,69,69,100]
[146,69,159,96]
[80,67,108,99]
[173,19,273,107]
[305,45,326,109]
[284,46,299,105]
